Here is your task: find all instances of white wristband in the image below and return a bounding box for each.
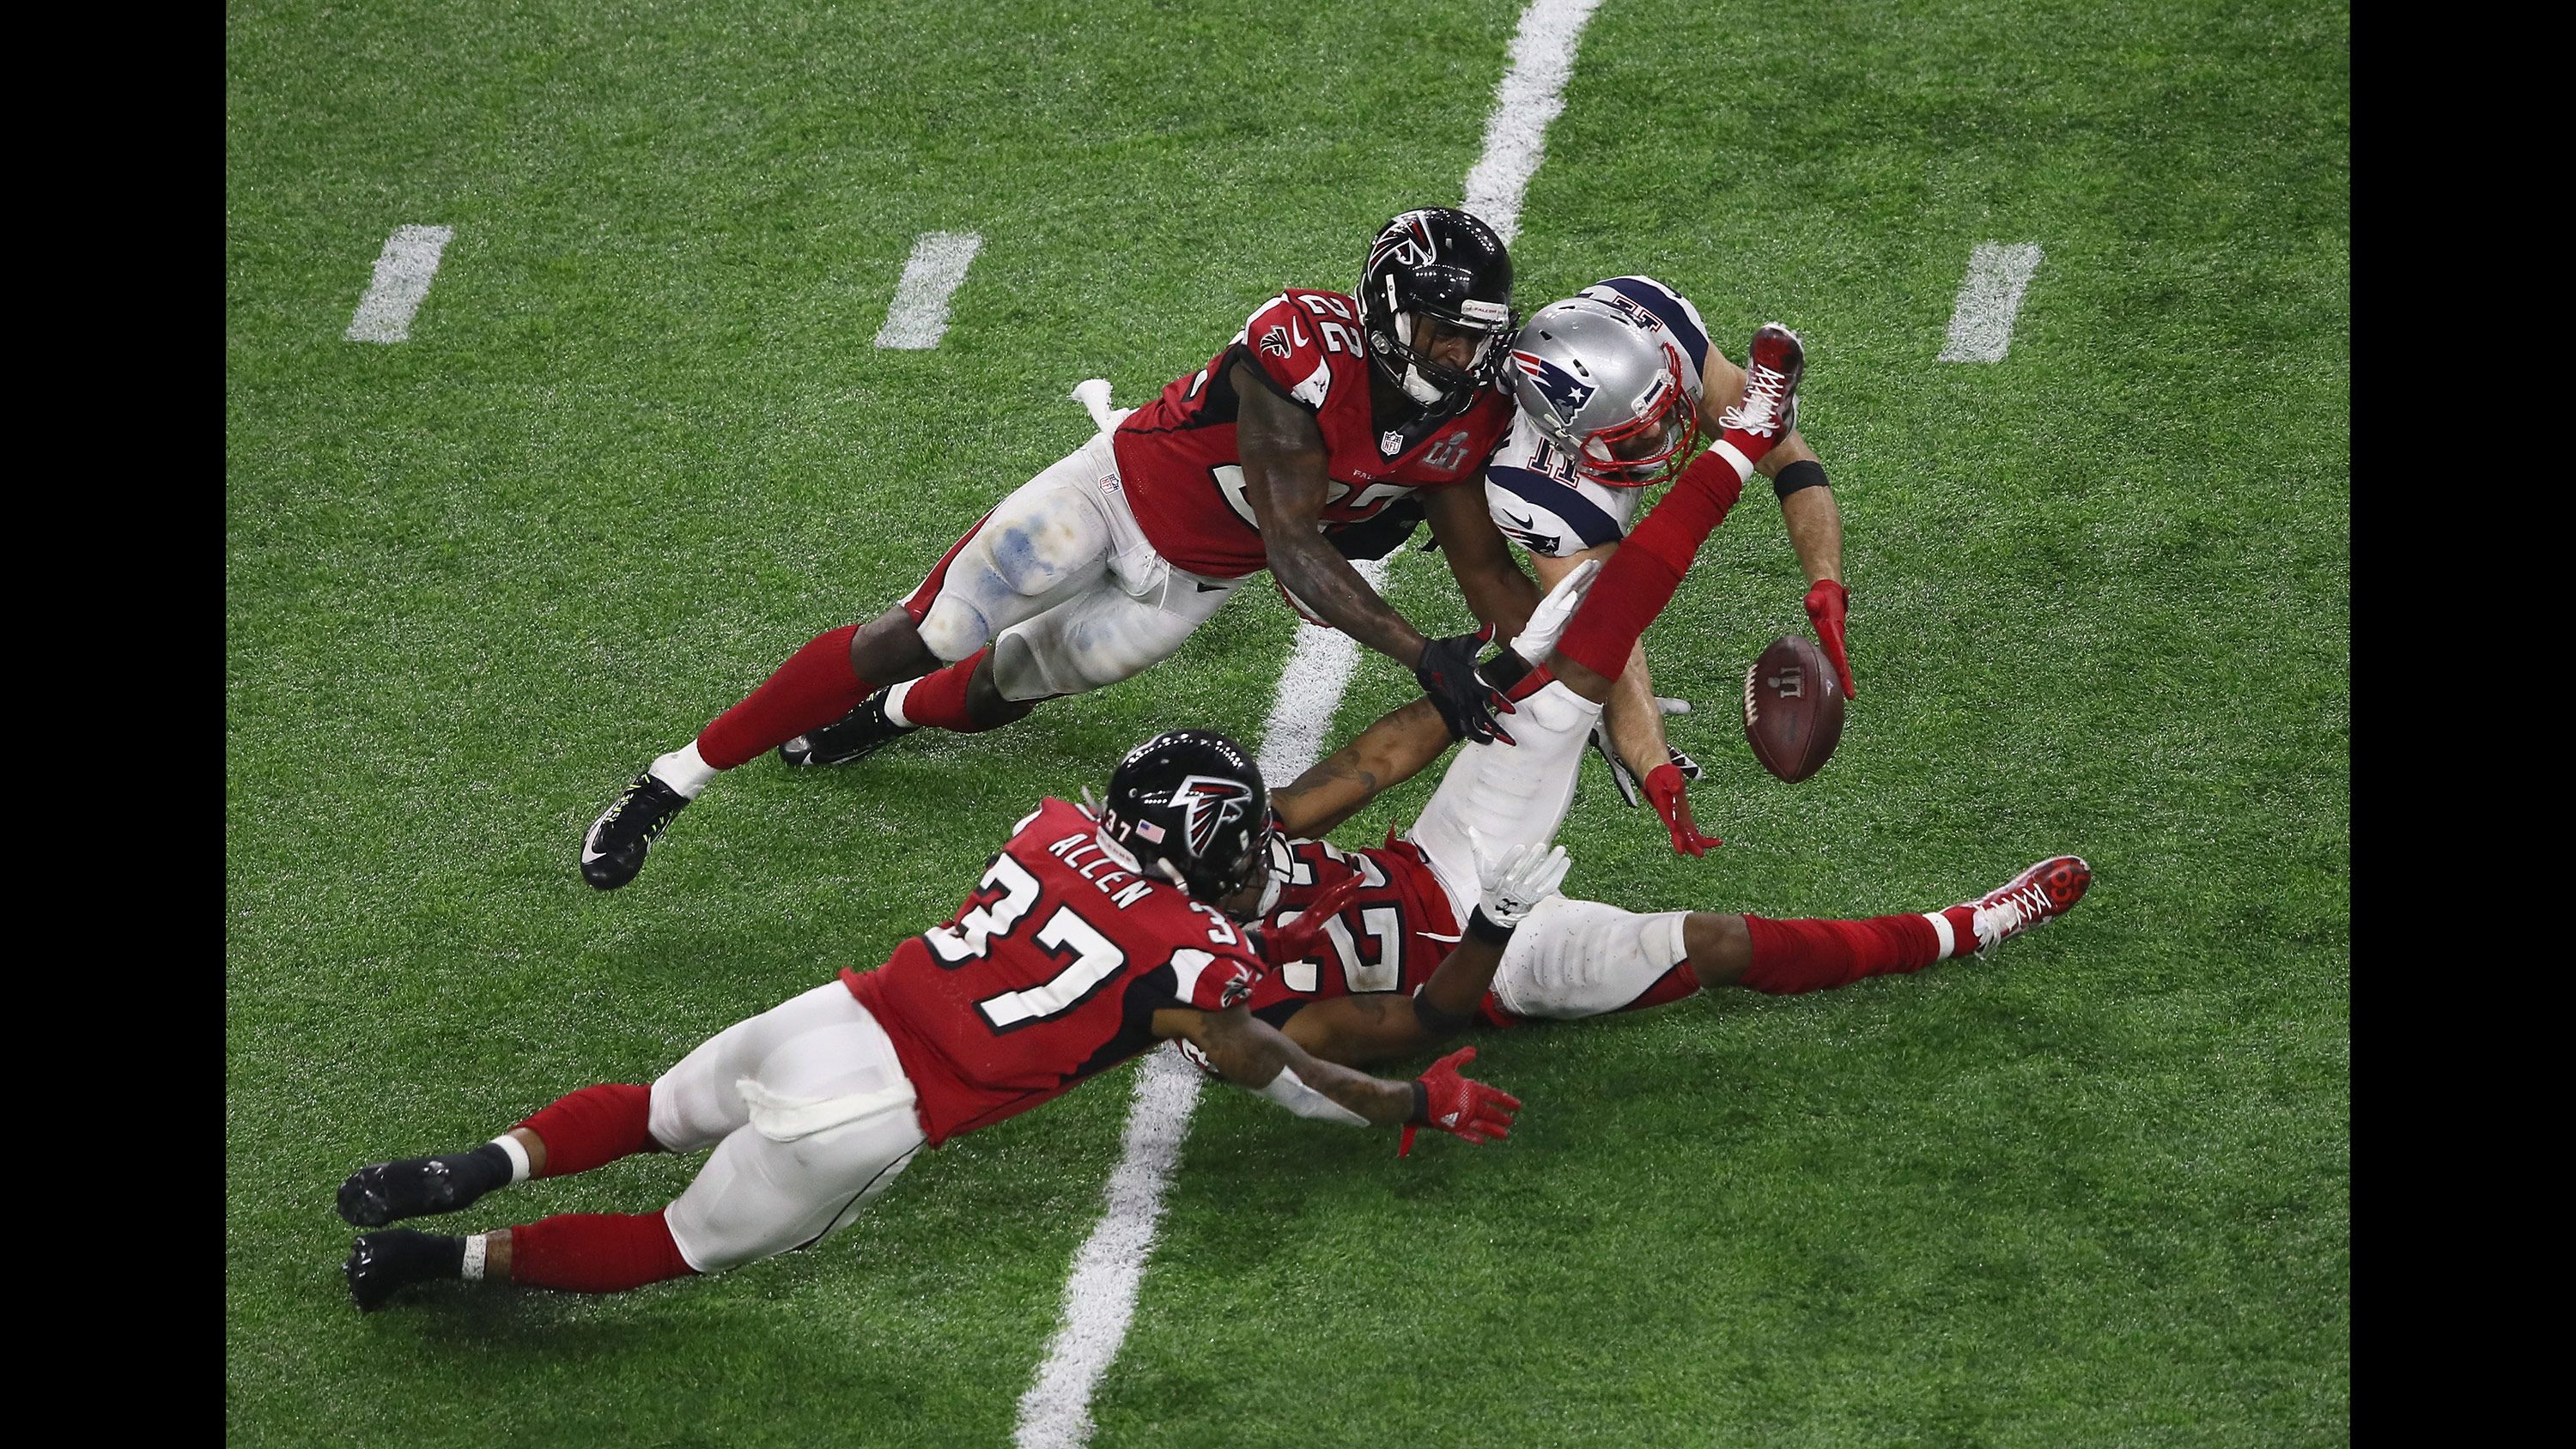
[490,1133,532,1185]
[1255,1065,1370,1127]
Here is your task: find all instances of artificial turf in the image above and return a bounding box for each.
[228,1,2348,1441]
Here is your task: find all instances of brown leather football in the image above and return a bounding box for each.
[1742,635,1845,782]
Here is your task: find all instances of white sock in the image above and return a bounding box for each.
[883,679,920,729]
[649,741,717,799]
[489,1133,532,1185]
[460,1234,489,1282]
[1922,911,1958,961]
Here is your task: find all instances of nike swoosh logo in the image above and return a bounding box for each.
[1503,510,1535,529]
[1292,322,1309,348]
[1196,581,1224,592]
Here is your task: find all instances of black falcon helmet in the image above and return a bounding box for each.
[1097,730,1270,910]
[1357,207,1518,422]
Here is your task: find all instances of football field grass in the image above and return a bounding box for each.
[227,0,2348,1442]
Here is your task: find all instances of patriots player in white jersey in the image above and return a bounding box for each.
[1486,277,1854,855]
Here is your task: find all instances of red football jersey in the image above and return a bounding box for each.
[1242,832,1462,1023]
[844,797,1263,1146]
[1114,288,1517,579]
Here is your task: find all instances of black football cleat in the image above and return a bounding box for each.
[582,772,689,889]
[345,1229,464,1313]
[338,1145,511,1228]
[778,691,915,767]
[1590,720,1702,809]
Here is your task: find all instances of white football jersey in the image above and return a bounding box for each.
[1485,276,1717,559]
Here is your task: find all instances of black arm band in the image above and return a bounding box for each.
[1410,989,1476,1039]
[1466,906,1516,946]
[1407,1077,1431,1125]
[1772,458,1828,501]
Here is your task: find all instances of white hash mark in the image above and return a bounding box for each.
[1939,243,2044,362]
[345,225,454,343]
[874,231,983,350]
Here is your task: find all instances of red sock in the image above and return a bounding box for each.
[517,1083,659,1177]
[1555,450,1748,680]
[508,1210,697,1294]
[1738,914,1943,995]
[888,650,993,733]
[1616,961,1704,1013]
[696,624,871,770]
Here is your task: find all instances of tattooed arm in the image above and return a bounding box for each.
[1268,697,1457,839]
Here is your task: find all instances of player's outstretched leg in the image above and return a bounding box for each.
[780,647,1042,765]
[1550,324,1805,698]
[1484,856,2091,1021]
[345,1210,701,1311]
[337,1082,659,1228]
[585,611,938,888]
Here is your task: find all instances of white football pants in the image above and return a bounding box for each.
[914,429,1244,702]
[651,984,927,1274]
[1404,676,1693,1021]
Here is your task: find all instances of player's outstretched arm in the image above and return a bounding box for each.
[1699,351,1853,696]
[1152,1004,1518,1146]
[1269,698,1454,839]
[1423,482,1541,643]
[1236,361,1431,666]
[1282,831,1573,1067]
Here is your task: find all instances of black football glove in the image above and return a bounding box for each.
[1416,629,1513,746]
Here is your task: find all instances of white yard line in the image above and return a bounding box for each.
[874,231,984,349]
[1012,4,1599,1445]
[1010,1048,1204,1449]
[1938,243,2044,362]
[344,225,454,343]
[1461,0,1606,246]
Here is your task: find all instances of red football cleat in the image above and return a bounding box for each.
[1962,855,2092,956]
[1715,323,1806,466]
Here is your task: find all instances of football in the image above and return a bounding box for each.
[1742,635,1844,782]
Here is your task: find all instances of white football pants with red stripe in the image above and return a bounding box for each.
[1405,675,1692,1022]
[909,430,1243,701]
[648,985,927,1273]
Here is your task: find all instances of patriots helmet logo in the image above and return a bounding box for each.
[1511,349,1595,421]
[1166,775,1256,856]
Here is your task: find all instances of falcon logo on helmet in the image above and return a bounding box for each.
[1511,349,1595,421]
[1369,210,1442,271]
[1165,775,1256,856]
[1100,730,1271,912]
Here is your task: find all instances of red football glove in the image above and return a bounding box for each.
[1643,762,1721,857]
[1397,1046,1522,1156]
[1254,874,1360,973]
[1803,579,1856,699]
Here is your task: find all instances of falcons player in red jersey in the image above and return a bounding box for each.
[580,208,1541,892]
[341,731,1564,1311]
[1187,329,2087,1064]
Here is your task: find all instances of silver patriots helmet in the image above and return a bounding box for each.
[1505,297,1704,487]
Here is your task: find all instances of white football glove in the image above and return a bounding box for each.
[1507,558,1601,668]
[1467,826,1572,931]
